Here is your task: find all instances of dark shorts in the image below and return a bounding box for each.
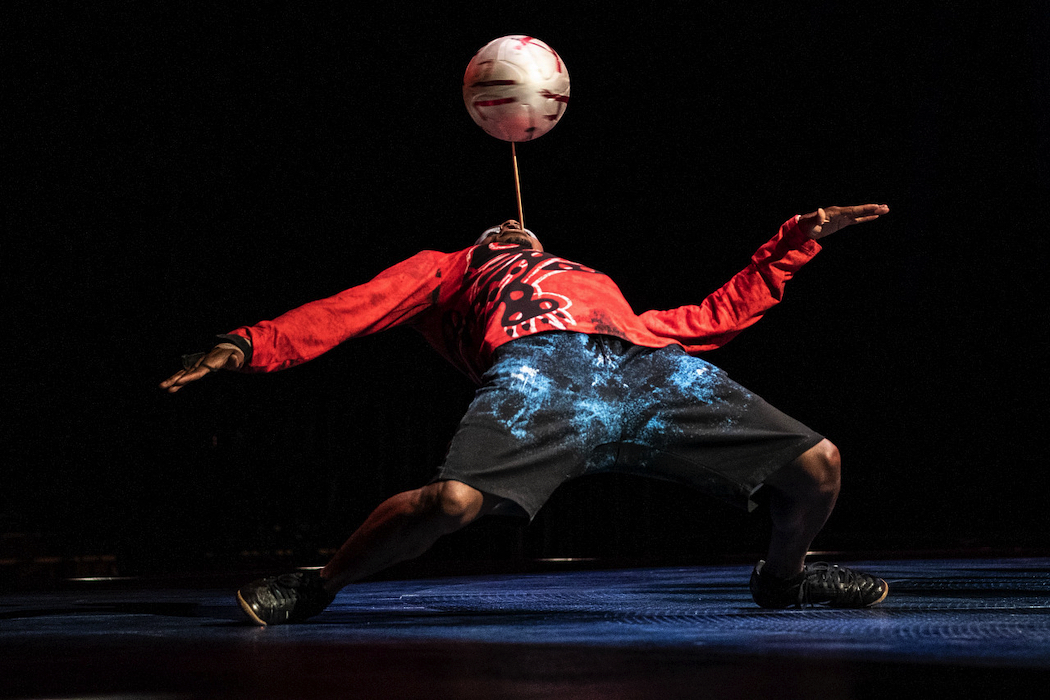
[436,332,823,518]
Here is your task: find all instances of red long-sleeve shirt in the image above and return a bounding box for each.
[229,216,820,384]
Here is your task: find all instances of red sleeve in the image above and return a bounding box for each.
[638,216,821,352]
[228,250,455,373]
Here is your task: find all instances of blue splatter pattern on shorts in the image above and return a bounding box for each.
[437,332,822,518]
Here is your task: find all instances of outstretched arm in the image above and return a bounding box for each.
[798,204,889,240]
[640,203,889,351]
[158,247,463,391]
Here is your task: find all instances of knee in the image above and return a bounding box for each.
[414,480,486,527]
[814,439,841,491]
[768,438,841,500]
[803,438,841,497]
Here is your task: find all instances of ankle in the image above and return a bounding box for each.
[759,559,805,582]
[317,568,340,595]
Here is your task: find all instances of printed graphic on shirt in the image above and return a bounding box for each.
[469,244,603,338]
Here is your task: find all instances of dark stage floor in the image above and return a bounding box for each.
[3,558,1048,698]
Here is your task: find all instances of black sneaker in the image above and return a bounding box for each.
[750,560,888,609]
[237,570,335,625]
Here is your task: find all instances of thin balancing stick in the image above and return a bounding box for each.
[511,141,525,229]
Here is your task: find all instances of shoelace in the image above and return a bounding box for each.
[267,574,305,605]
[798,563,867,607]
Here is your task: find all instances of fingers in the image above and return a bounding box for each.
[160,370,190,393]
[828,204,890,222]
[159,364,215,393]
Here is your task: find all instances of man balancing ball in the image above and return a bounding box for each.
[162,204,890,625]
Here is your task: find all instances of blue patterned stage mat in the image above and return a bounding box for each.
[2,558,1048,698]
[315,558,1050,666]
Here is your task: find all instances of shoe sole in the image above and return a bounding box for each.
[237,591,269,626]
[866,579,890,607]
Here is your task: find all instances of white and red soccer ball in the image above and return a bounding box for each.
[463,35,571,142]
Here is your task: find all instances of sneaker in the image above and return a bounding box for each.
[750,560,888,609]
[237,570,335,625]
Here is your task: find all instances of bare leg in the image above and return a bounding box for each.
[760,438,841,579]
[319,480,502,593]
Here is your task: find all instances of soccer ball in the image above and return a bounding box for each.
[463,35,570,142]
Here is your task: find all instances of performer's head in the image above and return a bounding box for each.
[475,220,543,252]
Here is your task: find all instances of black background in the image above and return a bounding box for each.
[7,2,1049,579]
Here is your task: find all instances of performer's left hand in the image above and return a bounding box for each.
[799,204,889,240]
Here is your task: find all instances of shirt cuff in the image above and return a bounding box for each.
[216,333,253,367]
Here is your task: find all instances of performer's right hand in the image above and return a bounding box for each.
[160,343,244,393]
[799,204,889,240]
